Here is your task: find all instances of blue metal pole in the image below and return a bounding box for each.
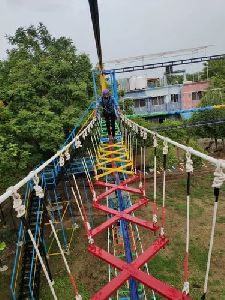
[116,175,139,300]
[112,70,119,106]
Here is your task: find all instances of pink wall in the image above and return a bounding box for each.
[181,81,209,109]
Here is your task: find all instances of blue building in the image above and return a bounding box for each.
[124,84,182,115]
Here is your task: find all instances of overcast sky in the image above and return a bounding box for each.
[1,0,225,73]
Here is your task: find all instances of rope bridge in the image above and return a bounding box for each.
[1,107,225,299]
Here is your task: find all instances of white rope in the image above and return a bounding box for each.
[0,115,97,204]
[163,139,168,155]
[134,137,138,174]
[139,146,143,189]
[71,187,84,222]
[2,111,225,205]
[153,135,158,225]
[87,148,98,177]
[161,140,168,236]
[203,200,218,295]
[185,193,190,255]
[59,153,65,167]
[183,281,190,295]
[49,220,82,299]
[72,174,94,244]
[64,149,70,161]
[27,229,57,299]
[33,173,45,199]
[203,164,225,295]
[119,112,225,169]
[212,162,225,188]
[186,150,193,173]
[10,189,25,218]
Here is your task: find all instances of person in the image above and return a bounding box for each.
[96,89,118,142]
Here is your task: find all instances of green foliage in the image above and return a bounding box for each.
[0,23,92,189]
[0,242,6,252]
[119,98,134,115]
[166,74,183,85]
[131,117,205,168]
[146,142,179,169]
[40,273,90,300]
[191,90,225,139]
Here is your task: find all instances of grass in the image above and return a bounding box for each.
[40,272,90,300]
[143,172,225,299]
[2,170,225,300]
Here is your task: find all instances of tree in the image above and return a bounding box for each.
[191,59,225,143]
[0,24,93,189]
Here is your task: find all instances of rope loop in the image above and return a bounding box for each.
[75,138,82,148]
[135,125,139,134]
[143,131,147,140]
[32,172,45,199]
[163,140,168,155]
[8,187,26,218]
[65,149,70,161]
[153,134,158,148]
[32,172,40,185]
[59,153,65,167]
[182,281,190,295]
[212,161,225,188]
[186,149,193,173]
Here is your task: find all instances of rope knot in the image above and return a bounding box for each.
[8,187,26,218]
[186,150,193,173]
[59,153,65,167]
[153,214,158,224]
[135,125,139,134]
[65,149,70,161]
[182,281,189,295]
[212,161,225,188]
[153,135,158,148]
[143,131,147,140]
[32,173,44,198]
[75,139,82,148]
[163,140,168,155]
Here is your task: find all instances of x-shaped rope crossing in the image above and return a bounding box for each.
[89,139,191,299]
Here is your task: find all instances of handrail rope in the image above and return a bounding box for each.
[77,110,95,135]
[120,113,225,168]
[0,114,97,204]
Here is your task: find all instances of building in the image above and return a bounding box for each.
[181,81,209,109]
[121,76,209,120]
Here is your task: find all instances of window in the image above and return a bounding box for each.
[140,99,146,107]
[151,96,164,106]
[171,94,179,103]
[192,91,203,101]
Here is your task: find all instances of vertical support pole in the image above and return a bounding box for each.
[111,70,119,107]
